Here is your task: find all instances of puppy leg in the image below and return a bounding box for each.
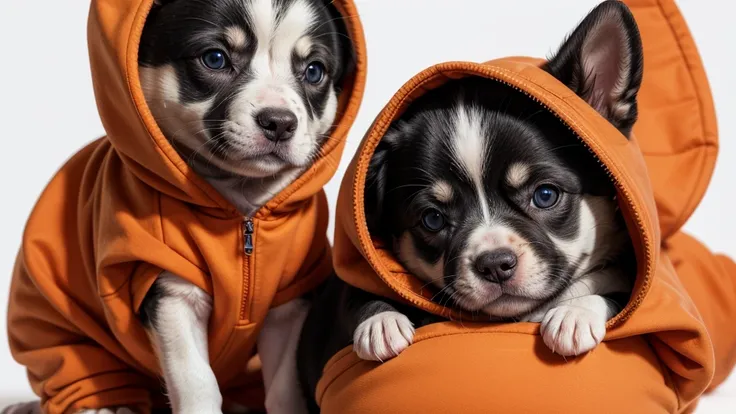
[531,268,629,357]
[257,299,311,414]
[343,286,415,362]
[140,273,222,414]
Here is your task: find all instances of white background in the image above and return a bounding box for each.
[0,0,733,411]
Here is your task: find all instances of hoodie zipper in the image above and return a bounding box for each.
[240,217,255,321]
[359,68,653,329]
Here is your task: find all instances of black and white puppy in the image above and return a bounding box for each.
[134,1,352,414]
[298,1,640,403]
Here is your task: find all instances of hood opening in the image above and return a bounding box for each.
[336,60,660,327]
[88,0,366,217]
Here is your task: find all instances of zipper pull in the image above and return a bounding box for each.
[244,218,254,256]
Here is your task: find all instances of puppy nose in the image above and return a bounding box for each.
[255,108,298,142]
[474,249,517,283]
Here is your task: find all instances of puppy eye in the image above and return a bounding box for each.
[201,49,229,70]
[532,185,560,209]
[421,209,445,232]
[304,62,325,84]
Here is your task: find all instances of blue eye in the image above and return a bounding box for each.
[532,185,560,209]
[304,62,325,84]
[202,50,228,70]
[421,209,445,232]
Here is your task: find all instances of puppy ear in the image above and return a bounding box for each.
[323,2,356,90]
[364,127,401,237]
[544,1,643,137]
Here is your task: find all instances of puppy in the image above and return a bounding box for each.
[298,1,640,406]
[135,0,352,413]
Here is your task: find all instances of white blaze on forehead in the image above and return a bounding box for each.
[249,0,316,62]
[225,26,248,50]
[451,105,491,224]
[506,163,530,188]
[431,181,454,203]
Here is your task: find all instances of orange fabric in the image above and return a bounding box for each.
[322,0,734,412]
[5,0,366,413]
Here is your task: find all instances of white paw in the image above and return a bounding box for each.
[2,401,41,414]
[541,305,606,357]
[77,408,136,414]
[353,311,415,362]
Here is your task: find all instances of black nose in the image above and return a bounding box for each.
[255,108,298,142]
[474,249,517,283]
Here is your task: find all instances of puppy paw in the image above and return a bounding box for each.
[353,311,415,362]
[77,408,136,414]
[2,401,41,414]
[541,305,606,357]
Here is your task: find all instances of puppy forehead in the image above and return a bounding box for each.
[248,0,318,50]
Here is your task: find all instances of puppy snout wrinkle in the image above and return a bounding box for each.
[474,248,517,283]
[256,107,298,142]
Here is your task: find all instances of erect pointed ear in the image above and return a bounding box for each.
[544,1,643,138]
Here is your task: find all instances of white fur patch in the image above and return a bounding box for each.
[225,26,248,50]
[539,297,609,356]
[353,311,415,362]
[258,299,311,414]
[294,36,313,58]
[451,105,491,224]
[140,65,215,156]
[548,196,612,276]
[431,180,454,203]
[505,163,530,188]
[146,273,222,414]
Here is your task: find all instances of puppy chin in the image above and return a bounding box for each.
[482,295,542,318]
[235,156,291,178]
[452,276,503,312]
[222,136,317,178]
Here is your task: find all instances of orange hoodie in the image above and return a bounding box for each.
[318,1,735,413]
[6,0,365,413]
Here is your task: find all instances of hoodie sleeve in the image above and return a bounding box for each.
[663,231,736,391]
[7,251,152,414]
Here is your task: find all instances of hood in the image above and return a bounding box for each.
[87,0,366,216]
[332,0,717,326]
